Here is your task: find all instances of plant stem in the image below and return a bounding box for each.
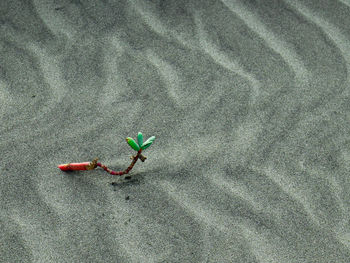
[96,149,146,176]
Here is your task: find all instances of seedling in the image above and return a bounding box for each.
[58,132,155,176]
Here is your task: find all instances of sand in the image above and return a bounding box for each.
[1,0,350,262]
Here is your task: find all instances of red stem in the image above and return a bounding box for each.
[97,149,144,176]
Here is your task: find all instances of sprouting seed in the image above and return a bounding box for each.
[58,132,155,176]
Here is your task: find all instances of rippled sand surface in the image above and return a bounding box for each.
[1,1,350,262]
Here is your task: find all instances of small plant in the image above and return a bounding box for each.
[58,132,155,176]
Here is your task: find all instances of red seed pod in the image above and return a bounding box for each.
[58,162,91,171]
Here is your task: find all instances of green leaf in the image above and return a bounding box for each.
[126,137,140,151]
[137,132,143,147]
[141,136,155,150]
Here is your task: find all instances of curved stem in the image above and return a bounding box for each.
[96,149,145,176]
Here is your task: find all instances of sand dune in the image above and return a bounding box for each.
[1,0,350,262]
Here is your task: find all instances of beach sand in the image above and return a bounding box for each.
[1,0,350,262]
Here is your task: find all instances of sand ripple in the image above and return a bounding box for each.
[1,0,350,262]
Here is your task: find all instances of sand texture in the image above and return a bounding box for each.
[1,0,350,262]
